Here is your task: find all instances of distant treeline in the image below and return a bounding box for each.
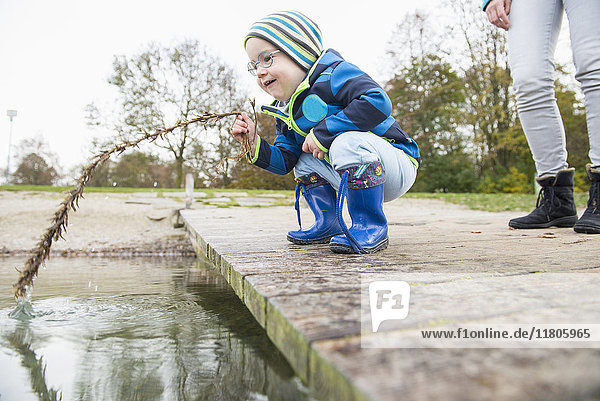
[7,0,590,192]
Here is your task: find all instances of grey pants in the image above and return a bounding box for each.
[508,0,600,175]
[293,131,417,202]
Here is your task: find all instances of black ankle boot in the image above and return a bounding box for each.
[574,164,600,234]
[509,168,578,229]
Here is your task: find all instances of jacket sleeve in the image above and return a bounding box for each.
[482,0,491,10]
[310,61,394,152]
[250,127,301,175]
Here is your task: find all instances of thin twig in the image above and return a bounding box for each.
[13,111,240,299]
[216,99,257,172]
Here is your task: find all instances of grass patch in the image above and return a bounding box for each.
[405,192,589,212]
[0,184,176,193]
[197,188,295,197]
[0,184,294,196]
[1,185,588,212]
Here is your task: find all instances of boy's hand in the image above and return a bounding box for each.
[486,0,511,30]
[231,112,257,152]
[302,134,326,160]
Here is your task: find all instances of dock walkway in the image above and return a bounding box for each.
[181,195,600,401]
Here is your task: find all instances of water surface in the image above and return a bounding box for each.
[0,256,316,401]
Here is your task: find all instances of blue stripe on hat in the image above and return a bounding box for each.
[287,11,322,44]
[245,11,322,70]
[268,15,320,56]
[251,26,315,66]
[269,16,302,36]
[260,18,319,58]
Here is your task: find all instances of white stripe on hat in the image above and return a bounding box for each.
[245,11,323,70]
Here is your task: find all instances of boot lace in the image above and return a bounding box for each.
[536,186,561,215]
[294,182,305,229]
[589,181,600,212]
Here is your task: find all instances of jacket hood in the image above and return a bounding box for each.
[305,48,344,86]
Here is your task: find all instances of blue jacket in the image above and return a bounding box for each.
[482,0,491,10]
[251,48,421,175]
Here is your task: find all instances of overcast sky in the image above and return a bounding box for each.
[0,0,574,179]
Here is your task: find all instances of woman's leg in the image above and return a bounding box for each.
[565,0,600,168]
[567,0,600,233]
[508,0,567,176]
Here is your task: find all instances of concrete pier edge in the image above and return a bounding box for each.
[179,198,600,401]
[182,217,371,401]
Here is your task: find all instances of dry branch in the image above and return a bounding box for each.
[13,111,240,299]
[216,99,256,171]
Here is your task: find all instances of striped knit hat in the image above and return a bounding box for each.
[244,11,323,71]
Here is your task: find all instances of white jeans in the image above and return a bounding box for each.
[508,0,600,175]
[293,132,417,202]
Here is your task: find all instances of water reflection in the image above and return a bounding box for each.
[4,324,62,401]
[0,257,316,401]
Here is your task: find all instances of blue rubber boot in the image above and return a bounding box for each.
[287,173,342,244]
[330,162,389,254]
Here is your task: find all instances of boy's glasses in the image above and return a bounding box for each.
[247,50,281,76]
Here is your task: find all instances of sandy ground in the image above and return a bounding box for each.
[0,190,195,256]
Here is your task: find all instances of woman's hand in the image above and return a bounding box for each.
[486,0,512,30]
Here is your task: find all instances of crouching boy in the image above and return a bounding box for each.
[231,11,420,254]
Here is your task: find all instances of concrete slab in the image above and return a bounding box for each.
[180,196,600,401]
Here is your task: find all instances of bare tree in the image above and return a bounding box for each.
[88,40,247,187]
[387,11,443,70]
[446,0,515,175]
